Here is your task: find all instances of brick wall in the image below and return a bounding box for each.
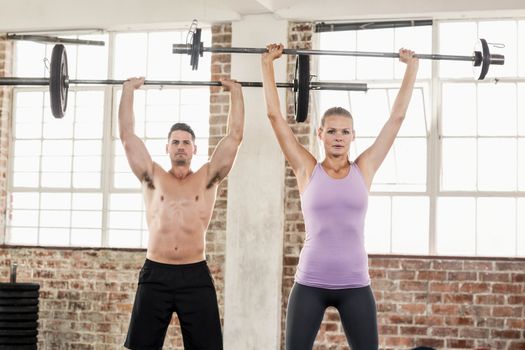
[0,248,163,349]
[370,257,525,350]
[0,24,231,349]
[0,35,12,238]
[206,21,232,332]
[281,21,315,350]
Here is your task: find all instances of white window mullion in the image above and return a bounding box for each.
[389,196,393,253]
[68,100,75,246]
[101,31,117,247]
[474,198,478,256]
[428,20,441,255]
[140,33,152,247]
[475,83,479,192]
[101,85,113,248]
[36,91,46,245]
[515,197,519,256]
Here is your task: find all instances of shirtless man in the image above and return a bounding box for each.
[119,77,244,350]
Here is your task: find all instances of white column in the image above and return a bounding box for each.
[223,14,287,350]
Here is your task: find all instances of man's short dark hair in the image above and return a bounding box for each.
[168,122,196,141]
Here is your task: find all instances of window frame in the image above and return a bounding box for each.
[315,17,525,257]
[5,28,211,249]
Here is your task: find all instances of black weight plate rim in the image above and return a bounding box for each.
[0,306,39,314]
[295,55,310,123]
[0,345,37,350]
[478,38,490,80]
[0,284,39,291]
[49,44,68,118]
[0,321,38,329]
[0,337,38,345]
[0,291,39,299]
[0,314,38,321]
[0,299,38,306]
[191,28,202,70]
[0,330,38,337]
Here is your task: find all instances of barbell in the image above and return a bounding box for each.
[0,44,367,122]
[173,28,505,80]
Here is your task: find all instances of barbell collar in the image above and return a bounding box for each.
[0,77,49,85]
[310,82,368,91]
[489,54,505,66]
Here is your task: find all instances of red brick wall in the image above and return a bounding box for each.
[0,248,161,349]
[206,21,232,331]
[281,21,314,350]
[0,35,12,237]
[370,257,525,350]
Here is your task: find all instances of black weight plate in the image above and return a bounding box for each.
[478,38,490,80]
[0,291,39,299]
[0,337,37,345]
[0,284,39,292]
[0,314,38,322]
[0,321,38,329]
[49,44,69,118]
[0,299,38,307]
[190,28,202,71]
[0,306,38,314]
[0,345,37,350]
[0,330,37,337]
[294,55,310,123]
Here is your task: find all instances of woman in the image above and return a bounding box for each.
[261,44,418,350]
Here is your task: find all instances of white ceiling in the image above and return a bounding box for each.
[0,0,524,33]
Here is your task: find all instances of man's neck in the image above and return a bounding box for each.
[169,166,192,179]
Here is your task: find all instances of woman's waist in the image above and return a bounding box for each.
[297,244,369,271]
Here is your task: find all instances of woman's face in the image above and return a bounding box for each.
[318,115,355,157]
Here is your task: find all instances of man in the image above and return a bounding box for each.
[119,77,244,350]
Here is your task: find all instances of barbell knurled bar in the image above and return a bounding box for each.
[176,44,480,61]
[0,77,368,89]
[173,28,505,80]
[0,44,367,122]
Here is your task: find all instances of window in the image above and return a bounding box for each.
[437,20,525,257]
[6,29,211,248]
[316,19,525,257]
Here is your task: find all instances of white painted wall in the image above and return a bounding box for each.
[277,0,525,20]
[1,0,524,32]
[223,14,287,350]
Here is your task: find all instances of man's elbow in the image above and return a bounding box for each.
[120,134,136,151]
[119,128,134,142]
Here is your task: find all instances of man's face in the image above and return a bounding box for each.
[166,130,196,166]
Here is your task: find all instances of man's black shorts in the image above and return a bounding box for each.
[124,259,222,350]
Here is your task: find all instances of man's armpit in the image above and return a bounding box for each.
[142,172,155,190]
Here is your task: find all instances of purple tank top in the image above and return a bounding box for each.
[295,162,370,289]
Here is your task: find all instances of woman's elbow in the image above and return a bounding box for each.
[267,110,281,121]
[390,113,406,123]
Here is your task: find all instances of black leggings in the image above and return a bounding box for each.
[286,283,378,350]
